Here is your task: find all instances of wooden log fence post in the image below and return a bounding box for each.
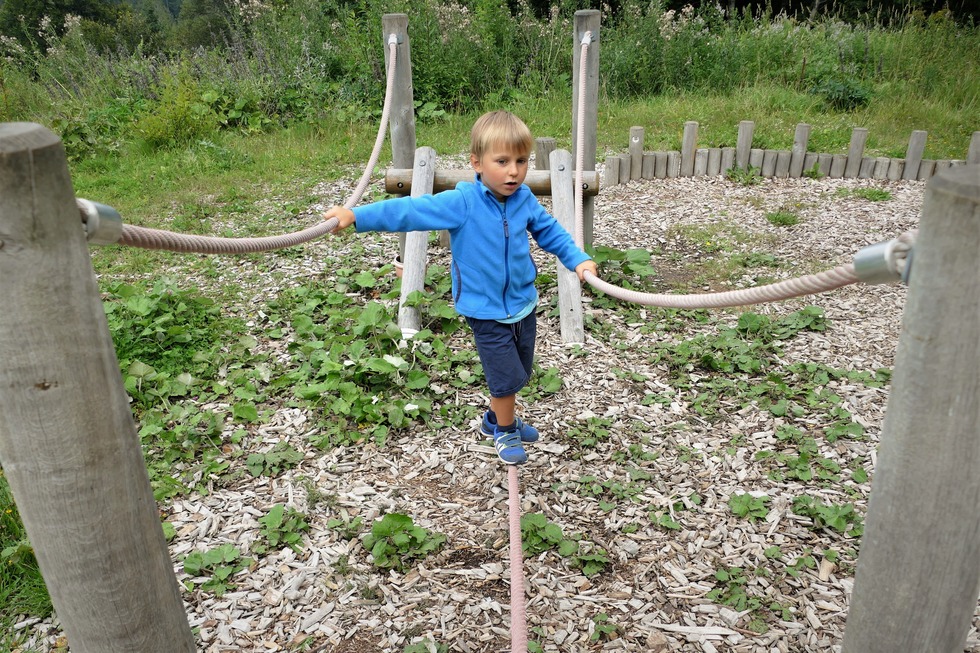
[0,123,196,652]
[629,126,643,181]
[572,10,599,247]
[397,147,435,337]
[845,127,868,178]
[735,120,754,169]
[535,137,556,170]
[903,130,927,181]
[681,121,698,176]
[968,131,980,164]
[841,164,980,653]
[550,149,584,344]
[790,123,810,177]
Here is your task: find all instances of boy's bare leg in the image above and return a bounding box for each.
[490,394,517,428]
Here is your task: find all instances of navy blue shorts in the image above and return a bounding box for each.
[466,312,536,398]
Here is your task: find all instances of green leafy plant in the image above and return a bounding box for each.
[253,505,309,555]
[182,544,253,596]
[520,513,579,557]
[246,442,303,477]
[726,165,763,186]
[589,612,621,642]
[327,516,365,541]
[361,513,446,572]
[728,493,770,522]
[792,496,864,536]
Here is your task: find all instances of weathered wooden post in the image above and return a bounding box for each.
[735,120,754,170]
[0,123,196,651]
[841,164,980,653]
[844,127,868,178]
[790,123,810,177]
[903,130,927,181]
[550,149,584,344]
[397,147,435,337]
[572,9,599,247]
[629,126,643,181]
[535,137,556,170]
[382,14,428,255]
[680,121,698,177]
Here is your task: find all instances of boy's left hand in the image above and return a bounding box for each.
[575,260,598,281]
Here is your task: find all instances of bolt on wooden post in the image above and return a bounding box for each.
[0,123,195,651]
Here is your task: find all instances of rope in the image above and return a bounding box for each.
[583,263,858,308]
[114,36,399,254]
[573,31,592,249]
[507,466,528,653]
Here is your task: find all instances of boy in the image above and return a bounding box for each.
[324,111,597,465]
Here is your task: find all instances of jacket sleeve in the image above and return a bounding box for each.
[526,201,591,271]
[353,191,468,233]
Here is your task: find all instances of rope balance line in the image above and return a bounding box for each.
[507,466,529,653]
[81,35,398,254]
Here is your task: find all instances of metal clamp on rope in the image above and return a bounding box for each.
[77,198,123,245]
[853,239,907,285]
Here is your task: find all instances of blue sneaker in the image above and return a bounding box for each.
[481,411,539,443]
[492,426,528,465]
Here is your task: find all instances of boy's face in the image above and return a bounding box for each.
[471,146,529,202]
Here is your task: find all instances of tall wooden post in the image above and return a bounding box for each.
[550,149,584,344]
[397,147,435,337]
[572,10,599,247]
[0,123,195,651]
[841,164,980,653]
[382,14,421,254]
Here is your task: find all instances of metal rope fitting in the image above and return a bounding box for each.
[77,198,123,245]
[853,238,909,284]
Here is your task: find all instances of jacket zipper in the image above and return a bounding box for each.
[501,201,512,317]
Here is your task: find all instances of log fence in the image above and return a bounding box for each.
[602,122,978,186]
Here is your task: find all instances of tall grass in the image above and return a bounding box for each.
[0,1,975,159]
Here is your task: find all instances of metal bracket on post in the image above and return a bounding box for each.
[77,198,123,245]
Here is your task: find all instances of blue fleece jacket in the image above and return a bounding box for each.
[353,174,591,320]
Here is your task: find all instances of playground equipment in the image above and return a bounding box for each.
[1,9,979,653]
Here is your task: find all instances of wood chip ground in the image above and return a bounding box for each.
[12,157,980,653]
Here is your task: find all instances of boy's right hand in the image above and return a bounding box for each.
[323,206,355,233]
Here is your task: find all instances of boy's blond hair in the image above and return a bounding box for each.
[470,111,533,158]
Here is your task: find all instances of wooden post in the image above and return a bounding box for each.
[967,131,980,164]
[903,130,927,181]
[383,15,429,251]
[641,152,656,179]
[775,150,791,178]
[629,126,643,180]
[397,147,435,337]
[790,123,810,177]
[841,164,980,653]
[681,121,698,176]
[720,147,735,175]
[706,148,721,176]
[761,150,776,177]
[572,10,600,247]
[535,137,556,170]
[845,128,868,178]
[383,14,415,171]
[830,153,846,178]
[735,120,754,169]
[655,152,668,178]
[550,149,584,344]
[693,148,708,176]
[0,123,195,652]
